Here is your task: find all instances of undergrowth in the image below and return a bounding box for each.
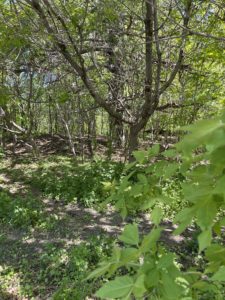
[0,191,43,227]
[29,157,124,206]
[0,234,113,299]
[0,151,214,299]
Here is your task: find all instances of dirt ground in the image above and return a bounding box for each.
[0,149,195,300]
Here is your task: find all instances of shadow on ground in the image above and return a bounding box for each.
[0,156,197,299]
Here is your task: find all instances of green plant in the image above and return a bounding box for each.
[31,159,123,206]
[52,235,113,299]
[0,191,43,227]
[88,111,225,299]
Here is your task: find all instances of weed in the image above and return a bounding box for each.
[0,191,43,227]
[30,158,124,206]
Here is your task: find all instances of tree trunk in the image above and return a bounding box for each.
[56,103,76,158]
[128,125,139,161]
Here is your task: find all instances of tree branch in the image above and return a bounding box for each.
[24,0,133,124]
[159,0,192,95]
[156,102,201,111]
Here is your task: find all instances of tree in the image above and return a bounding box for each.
[1,0,224,158]
[15,0,193,157]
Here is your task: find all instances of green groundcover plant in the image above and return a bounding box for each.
[88,111,225,299]
[30,159,123,206]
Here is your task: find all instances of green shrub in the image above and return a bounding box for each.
[31,159,123,206]
[89,111,225,299]
[52,235,113,299]
[0,191,43,227]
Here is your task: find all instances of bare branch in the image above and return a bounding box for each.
[24,0,133,124]
[159,0,192,95]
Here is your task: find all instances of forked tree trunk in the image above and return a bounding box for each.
[26,0,191,162]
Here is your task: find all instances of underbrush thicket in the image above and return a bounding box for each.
[0,191,43,227]
[29,158,124,206]
[90,111,225,299]
[0,234,113,299]
[0,112,225,299]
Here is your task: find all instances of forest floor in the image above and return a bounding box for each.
[3,134,123,161]
[3,133,176,161]
[0,150,198,300]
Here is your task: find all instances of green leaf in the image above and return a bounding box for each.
[87,246,122,280]
[133,274,146,298]
[140,198,156,210]
[176,118,223,156]
[153,160,168,177]
[119,224,139,246]
[151,207,163,226]
[111,246,122,262]
[102,181,114,191]
[157,253,175,269]
[211,266,225,282]
[148,144,160,158]
[196,197,217,230]
[206,127,225,153]
[145,268,160,288]
[198,230,212,252]
[120,247,140,264]
[86,261,111,280]
[162,148,177,158]
[192,280,209,290]
[161,273,182,300]
[212,221,221,236]
[140,227,162,252]
[163,162,179,178]
[137,173,148,185]
[220,217,225,226]
[95,276,134,299]
[205,244,225,264]
[214,175,225,197]
[174,207,195,234]
[211,145,225,166]
[173,218,191,235]
[125,162,136,172]
[120,295,132,300]
[116,199,128,219]
[133,150,147,164]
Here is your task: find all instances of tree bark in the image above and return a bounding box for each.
[128,125,139,161]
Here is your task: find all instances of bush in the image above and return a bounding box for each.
[0,191,43,227]
[89,111,225,299]
[31,159,124,206]
[52,235,113,299]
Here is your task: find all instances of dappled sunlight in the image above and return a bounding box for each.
[0,156,200,299]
